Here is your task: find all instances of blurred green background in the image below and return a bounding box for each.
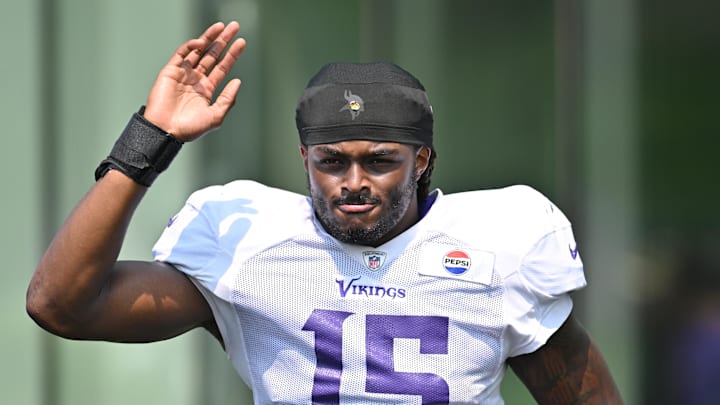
[2,0,719,404]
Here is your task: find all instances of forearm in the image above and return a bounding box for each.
[508,315,624,404]
[27,170,146,332]
[514,341,623,404]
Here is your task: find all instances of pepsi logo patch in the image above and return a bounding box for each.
[419,244,495,284]
[443,250,471,275]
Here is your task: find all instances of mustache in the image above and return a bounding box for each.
[334,191,380,205]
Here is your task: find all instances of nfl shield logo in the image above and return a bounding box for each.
[363,251,387,271]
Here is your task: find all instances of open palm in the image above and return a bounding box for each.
[143,22,246,142]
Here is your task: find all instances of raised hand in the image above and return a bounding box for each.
[143,21,246,142]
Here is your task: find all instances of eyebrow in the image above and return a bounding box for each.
[371,149,398,156]
[315,146,401,156]
[316,146,340,155]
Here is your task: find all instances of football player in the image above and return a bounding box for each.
[28,21,623,404]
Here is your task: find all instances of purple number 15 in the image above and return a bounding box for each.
[302,309,450,404]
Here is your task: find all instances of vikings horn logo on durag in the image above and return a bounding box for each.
[340,89,365,120]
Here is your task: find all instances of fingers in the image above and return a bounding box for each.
[152,21,245,134]
[196,22,241,75]
[211,78,242,119]
[169,22,225,67]
[207,38,246,85]
[169,21,242,73]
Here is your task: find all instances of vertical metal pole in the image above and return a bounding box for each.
[581,0,639,402]
[38,0,59,403]
[553,0,585,227]
[359,0,396,61]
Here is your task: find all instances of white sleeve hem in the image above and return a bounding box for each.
[509,294,574,357]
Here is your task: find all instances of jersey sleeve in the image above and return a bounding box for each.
[502,188,587,358]
[151,184,259,293]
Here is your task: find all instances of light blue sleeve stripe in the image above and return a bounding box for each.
[163,198,258,292]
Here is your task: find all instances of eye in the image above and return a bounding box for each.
[366,157,402,173]
[369,158,393,166]
[315,158,346,172]
[318,158,342,166]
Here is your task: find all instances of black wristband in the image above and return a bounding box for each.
[95,107,183,187]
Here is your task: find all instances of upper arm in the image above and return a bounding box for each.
[60,260,214,343]
[507,313,624,405]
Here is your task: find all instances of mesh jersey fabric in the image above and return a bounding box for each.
[152,180,587,404]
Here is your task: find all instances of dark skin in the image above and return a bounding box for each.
[26,21,623,403]
[26,22,245,343]
[301,141,431,247]
[508,315,624,404]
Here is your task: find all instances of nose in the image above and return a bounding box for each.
[344,162,369,192]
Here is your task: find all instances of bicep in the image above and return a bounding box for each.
[507,313,624,405]
[84,260,214,343]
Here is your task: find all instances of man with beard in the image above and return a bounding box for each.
[27,21,623,404]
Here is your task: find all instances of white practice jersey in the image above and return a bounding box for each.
[152,180,587,405]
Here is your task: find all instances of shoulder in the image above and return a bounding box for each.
[153,180,315,286]
[183,180,312,222]
[430,185,569,248]
[442,185,556,217]
[157,180,314,257]
[186,180,308,208]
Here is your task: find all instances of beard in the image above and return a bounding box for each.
[310,171,417,246]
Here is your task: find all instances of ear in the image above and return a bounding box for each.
[415,146,432,180]
[299,144,309,171]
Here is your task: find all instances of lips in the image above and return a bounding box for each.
[337,203,376,214]
[334,194,380,214]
